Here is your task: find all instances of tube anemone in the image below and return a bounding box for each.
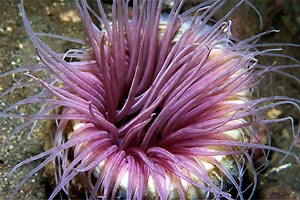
[1,0,300,199]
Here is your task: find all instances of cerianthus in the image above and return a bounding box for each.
[1,0,299,199]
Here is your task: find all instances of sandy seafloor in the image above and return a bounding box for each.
[0,0,300,199]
